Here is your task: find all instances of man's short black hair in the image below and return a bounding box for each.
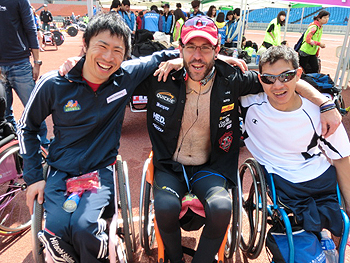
[233,8,240,16]
[191,0,200,8]
[122,0,130,6]
[110,0,121,10]
[176,3,182,8]
[150,5,158,12]
[83,13,131,60]
[259,46,299,73]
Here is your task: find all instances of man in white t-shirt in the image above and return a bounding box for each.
[240,45,350,237]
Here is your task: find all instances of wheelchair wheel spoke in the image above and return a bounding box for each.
[0,143,31,234]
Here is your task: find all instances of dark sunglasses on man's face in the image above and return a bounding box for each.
[260,69,298,84]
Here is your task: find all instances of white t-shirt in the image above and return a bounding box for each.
[240,92,350,183]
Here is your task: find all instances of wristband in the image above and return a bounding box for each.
[319,100,331,107]
[320,103,336,111]
[320,105,336,113]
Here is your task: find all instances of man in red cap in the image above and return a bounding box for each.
[139,15,340,263]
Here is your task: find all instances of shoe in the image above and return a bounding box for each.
[40,47,45,52]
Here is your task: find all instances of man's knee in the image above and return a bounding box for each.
[206,196,232,221]
[204,194,232,237]
[154,192,181,232]
[71,219,109,259]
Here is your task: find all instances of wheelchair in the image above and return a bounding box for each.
[31,155,136,263]
[139,152,243,262]
[0,134,41,236]
[42,31,58,51]
[239,158,350,263]
[41,30,65,51]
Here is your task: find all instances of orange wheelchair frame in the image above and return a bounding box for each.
[139,152,242,262]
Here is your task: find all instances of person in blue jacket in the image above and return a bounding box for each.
[161,3,175,42]
[143,5,163,32]
[119,0,136,34]
[19,12,178,263]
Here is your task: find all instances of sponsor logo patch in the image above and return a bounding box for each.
[106,89,127,104]
[162,186,179,198]
[64,100,81,112]
[156,91,176,105]
[219,114,230,121]
[132,95,148,104]
[219,117,232,129]
[156,102,170,111]
[153,123,164,132]
[219,131,233,152]
[153,112,166,126]
[221,103,234,113]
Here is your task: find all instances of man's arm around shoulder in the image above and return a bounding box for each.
[295,79,341,138]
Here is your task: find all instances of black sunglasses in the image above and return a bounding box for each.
[260,69,298,84]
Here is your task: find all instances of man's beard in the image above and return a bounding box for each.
[184,58,215,82]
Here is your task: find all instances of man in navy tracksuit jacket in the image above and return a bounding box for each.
[18,13,177,263]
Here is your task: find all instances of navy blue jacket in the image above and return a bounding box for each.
[0,0,39,65]
[18,50,178,186]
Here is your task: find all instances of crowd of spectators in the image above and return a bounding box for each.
[111,0,250,55]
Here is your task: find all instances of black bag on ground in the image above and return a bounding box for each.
[132,40,167,57]
[134,29,154,45]
[219,46,234,56]
[238,50,251,64]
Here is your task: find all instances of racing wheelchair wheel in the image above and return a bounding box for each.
[30,148,49,263]
[31,162,49,263]
[52,31,64,46]
[224,171,243,259]
[139,157,156,255]
[116,155,136,262]
[67,25,78,37]
[239,158,267,259]
[0,136,31,235]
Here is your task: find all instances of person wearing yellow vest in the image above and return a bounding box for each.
[263,11,286,48]
[215,12,227,46]
[244,40,255,56]
[173,9,186,42]
[299,10,329,74]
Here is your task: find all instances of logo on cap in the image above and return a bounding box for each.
[194,19,207,29]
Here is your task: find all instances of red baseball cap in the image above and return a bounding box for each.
[181,16,218,46]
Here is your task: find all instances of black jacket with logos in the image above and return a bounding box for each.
[141,59,262,185]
